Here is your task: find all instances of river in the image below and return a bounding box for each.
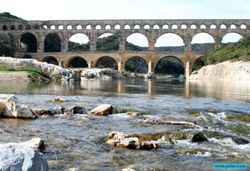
[0,79,249,171]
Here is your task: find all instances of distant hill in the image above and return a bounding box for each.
[0,12,25,22]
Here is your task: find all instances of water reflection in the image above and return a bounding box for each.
[0,79,249,102]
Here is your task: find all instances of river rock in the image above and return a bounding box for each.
[49,97,66,103]
[122,168,137,171]
[64,106,86,115]
[192,132,209,143]
[0,94,37,119]
[107,132,158,150]
[0,138,48,171]
[88,104,113,116]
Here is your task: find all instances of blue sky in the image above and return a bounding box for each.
[1,0,248,45]
[1,0,250,20]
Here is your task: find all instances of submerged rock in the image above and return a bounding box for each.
[192,132,209,143]
[0,138,48,171]
[49,97,66,103]
[64,106,86,115]
[88,104,113,116]
[107,132,158,150]
[0,94,37,119]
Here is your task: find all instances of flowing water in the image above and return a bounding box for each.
[0,79,250,171]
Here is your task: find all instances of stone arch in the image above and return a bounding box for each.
[26,25,31,30]
[200,24,206,29]
[76,25,82,30]
[126,33,149,50]
[125,56,148,73]
[124,24,131,29]
[50,25,56,30]
[68,33,90,51]
[230,24,237,29]
[67,25,73,30]
[191,33,215,44]
[105,24,111,30]
[144,24,150,29]
[240,24,247,29]
[86,24,92,30]
[181,24,187,29]
[220,24,227,29]
[134,24,140,29]
[42,56,59,65]
[44,33,61,52]
[33,25,39,29]
[58,25,64,30]
[162,24,169,29]
[68,56,88,68]
[18,25,23,30]
[210,24,217,29]
[192,56,205,71]
[96,56,118,69]
[171,24,178,29]
[154,56,184,75]
[20,32,37,53]
[2,25,8,30]
[115,24,121,29]
[43,25,48,29]
[190,24,197,29]
[97,33,119,51]
[222,32,243,43]
[155,33,185,51]
[153,24,160,29]
[10,25,15,30]
[96,25,101,30]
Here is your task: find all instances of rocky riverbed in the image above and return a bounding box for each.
[0,91,249,170]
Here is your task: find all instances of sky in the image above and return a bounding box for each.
[1,0,248,45]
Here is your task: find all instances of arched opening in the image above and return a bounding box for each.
[42,56,59,65]
[86,25,91,30]
[191,33,215,53]
[10,25,15,30]
[68,33,89,51]
[44,33,61,52]
[124,24,130,29]
[220,24,227,29]
[240,24,246,29]
[210,24,216,29]
[144,25,150,29]
[155,56,184,75]
[171,24,178,29]
[162,24,169,29]
[126,33,148,51]
[67,25,73,30]
[20,33,37,53]
[153,25,160,29]
[43,25,48,29]
[68,56,88,68]
[181,24,187,29]
[115,25,121,29]
[96,25,101,30]
[2,25,8,30]
[50,25,56,30]
[97,33,119,51]
[155,33,184,52]
[18,25,23,30]
[134,25,140,29]
[230,24,237,29]
[76,25,82,30]
[190,24,197,29]
[200,24,206,29]
[192,56,205,71]
[26,25,31,30]
[105,25,111,30]
[125,56,148,73]
[58,25,64,30]
[222,33,243,43]
[96,56,118,69]
[33,25,39,29]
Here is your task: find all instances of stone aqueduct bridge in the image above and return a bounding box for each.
[1,19,250,76]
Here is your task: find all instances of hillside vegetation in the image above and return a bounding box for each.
[0,12,25,22]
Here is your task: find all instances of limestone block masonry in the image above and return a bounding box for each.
[1,19,250,77]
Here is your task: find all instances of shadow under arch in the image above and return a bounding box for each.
[68,56,88,68]
[192,56,205,71]
[44,33,61,52]
[96,56,118,69]
[20,32,37,53]
[125,56,148,73]
[42,56,59,65]
[155,56,184,75]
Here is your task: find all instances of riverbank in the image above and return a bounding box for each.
[189,60,250,81]
[0,57,78,81]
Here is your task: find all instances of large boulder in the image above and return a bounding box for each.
[107,132,158,150]
[0,94,37,119]
[0,138,48,171]
[88,104,113,116]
